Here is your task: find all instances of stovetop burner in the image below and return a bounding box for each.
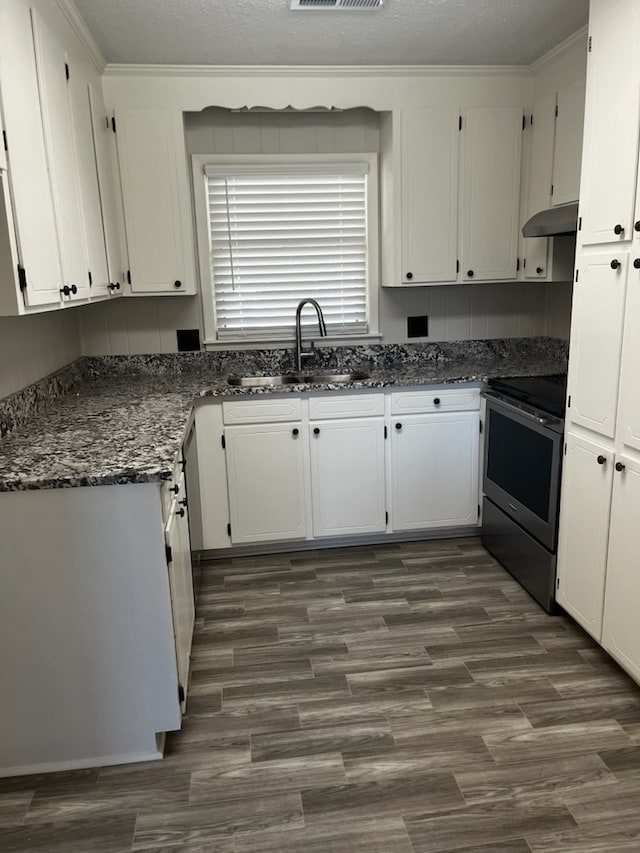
[487,374,568,419]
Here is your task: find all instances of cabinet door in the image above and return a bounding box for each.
[69,64,110,300]
[579,0,640,245]
[0,0,61,307]
[309,418,386,537]
[92,101,127,296]
[225,423,307,543]
[602,454,640,681]
[116,107,195,294]
[391,411,479,531]
[552,79,586,207]
[31,8,89,303]
[164,486,195,712]
[567,253,627,438]
[618,254,640,452]
[401,108,459,283]
[556,433,614,642]
[523,94,556,280]
[461,107,523,281]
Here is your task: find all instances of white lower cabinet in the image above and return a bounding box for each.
[390,411,480,531]
[225,422,307,544]
[556,433,614,642]
[557,440,640,680]
[602,454,640,681]
[309,417,386,537]
[164,473,195,712]
[203,388,482,549]
[0,479,192,776]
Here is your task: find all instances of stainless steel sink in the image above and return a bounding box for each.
[226,375,299,387]
[226,371,369,387]
[300,371,370,384]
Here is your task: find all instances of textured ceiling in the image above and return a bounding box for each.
[73,0,589,67]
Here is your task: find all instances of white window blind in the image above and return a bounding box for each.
[205,163,369,339]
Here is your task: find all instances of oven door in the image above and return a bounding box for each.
[483,393,563,551]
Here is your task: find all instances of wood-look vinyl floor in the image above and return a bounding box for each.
[3,538,640,852]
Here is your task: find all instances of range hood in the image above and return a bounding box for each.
[522,201,578,238]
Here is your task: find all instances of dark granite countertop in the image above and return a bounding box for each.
[0,341,567,491]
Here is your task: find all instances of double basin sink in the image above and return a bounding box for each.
[227,371,369,387]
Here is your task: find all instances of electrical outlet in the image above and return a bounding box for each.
[176,329,201,351]
[407,315,429,338]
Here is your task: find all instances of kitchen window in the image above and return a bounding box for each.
[192,154,378,345]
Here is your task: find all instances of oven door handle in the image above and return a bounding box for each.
[482,390,561,430]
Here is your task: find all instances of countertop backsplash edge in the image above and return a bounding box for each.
[0,337,569,441]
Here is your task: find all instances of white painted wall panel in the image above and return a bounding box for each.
[0,311,81,399]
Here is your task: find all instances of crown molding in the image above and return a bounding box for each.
[55,0,106,72]
[103,62,531,79]
[529,25,588,75]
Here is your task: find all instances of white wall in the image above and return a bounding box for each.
[78,106,566,356]
[77,280,569,355]
[0,309,81,398]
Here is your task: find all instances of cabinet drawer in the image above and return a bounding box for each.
[390,387,480,415]
[223,397,302,424]
[308,393,384,420]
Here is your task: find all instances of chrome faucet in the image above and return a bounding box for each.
[295,299,327,372]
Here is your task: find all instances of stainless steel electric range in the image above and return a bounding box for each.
[481,374,568,613]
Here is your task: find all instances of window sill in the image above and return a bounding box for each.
[203,334,383,352]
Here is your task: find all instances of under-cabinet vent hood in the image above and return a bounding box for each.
[291,0,383,9]
[522,202,578,238]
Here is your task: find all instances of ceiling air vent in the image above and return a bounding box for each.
[291,0,384,9]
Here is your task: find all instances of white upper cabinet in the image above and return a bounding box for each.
[617,253,640,453]
[579,0,640,245]
[400,108,459,284]
[522,93,556,280]
[115,107,196,295]
[31,7,90,304]
[0,0,126,314]
[552,78,586,206]
[386,101,526,287]
[88,94,127,298]
[460,107,523,281]
[556,432,614,642]
[567,252,628,439]
[0,0,61,310]
[68,62,110,300]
